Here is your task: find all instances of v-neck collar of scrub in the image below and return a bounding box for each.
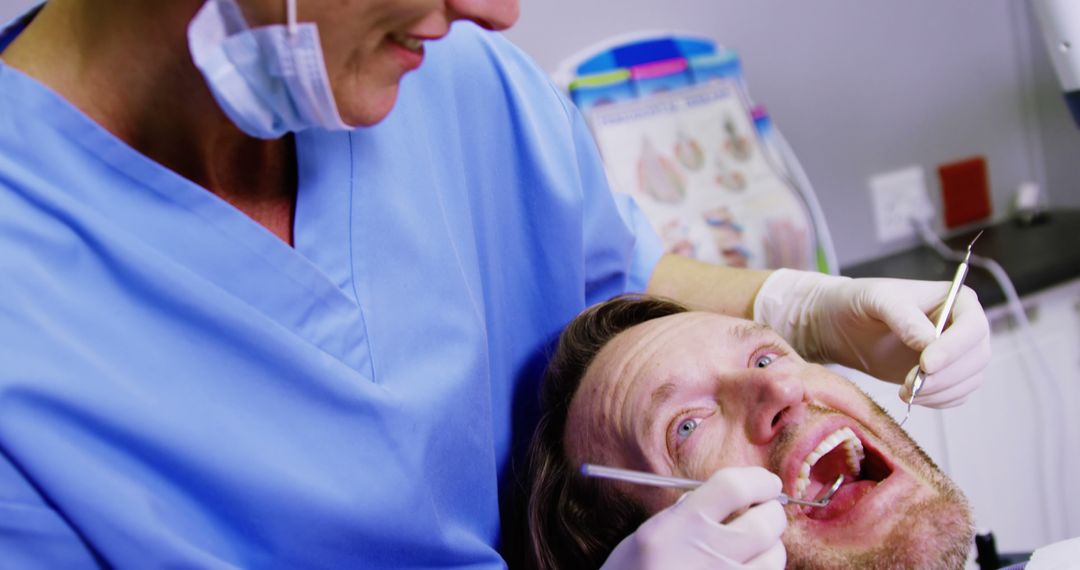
[1,6,356,302]
[0,54,372,377]
[0,4,36,53]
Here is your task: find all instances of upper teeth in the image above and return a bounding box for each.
[795,427,864,499]
[392,33,424,52]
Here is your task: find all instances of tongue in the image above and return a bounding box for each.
[805,480,875,521]
[809,444,853,486]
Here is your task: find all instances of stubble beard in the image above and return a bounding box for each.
[778,399,974,570]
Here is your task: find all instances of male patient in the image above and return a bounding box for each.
[524,294,973,569]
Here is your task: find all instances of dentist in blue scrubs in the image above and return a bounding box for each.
[0,0,990,568]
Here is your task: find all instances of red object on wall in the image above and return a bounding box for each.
[938,156,992,229]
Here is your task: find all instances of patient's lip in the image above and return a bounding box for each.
[803,479,876,520]
[789,425,919,542]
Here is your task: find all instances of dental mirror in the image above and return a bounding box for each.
[581,463,845,508]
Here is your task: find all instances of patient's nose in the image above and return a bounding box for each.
[739,368,806,445]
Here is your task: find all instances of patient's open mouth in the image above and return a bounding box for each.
[793,426,893,520]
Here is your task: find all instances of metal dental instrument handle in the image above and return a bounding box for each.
[581,463,844,508]
[900,230,984,427]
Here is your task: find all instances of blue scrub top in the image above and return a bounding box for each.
[0,10,663,569]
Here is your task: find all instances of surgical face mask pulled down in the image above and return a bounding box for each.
[188,0,350,139]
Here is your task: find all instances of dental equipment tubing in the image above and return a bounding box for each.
[913,219,1071,540]
[899,231,982,427]
[581,464,844,508]
[764,125,840,275]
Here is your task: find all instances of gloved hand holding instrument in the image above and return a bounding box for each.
[897,231,983,424]
[752,236,990,412]
[598,467,788,570]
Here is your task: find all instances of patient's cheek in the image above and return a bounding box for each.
[678,437,747,485]
[807,373,878,411]
[635,485,683,515]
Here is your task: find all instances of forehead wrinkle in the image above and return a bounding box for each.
[617,317,693,471]
[584,318,675,468]
[567,334,640,467]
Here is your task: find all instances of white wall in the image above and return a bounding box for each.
[504,0,1080,267]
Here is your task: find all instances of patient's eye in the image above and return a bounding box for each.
[750,344,786,369]
[669,412,715,457]
[676,418,700,441]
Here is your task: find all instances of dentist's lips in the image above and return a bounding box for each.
[388,32,427,71]
[390,32,425,53]
[784,422,895,522]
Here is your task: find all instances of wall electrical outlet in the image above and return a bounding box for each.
[868,166,934,243]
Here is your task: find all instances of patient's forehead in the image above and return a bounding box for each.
[565,312,794,462]
[591,311,784,372]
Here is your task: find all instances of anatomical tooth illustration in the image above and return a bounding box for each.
[674,129,705,171]
[637,137,686,204]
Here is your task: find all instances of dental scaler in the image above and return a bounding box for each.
[900,230,983,427]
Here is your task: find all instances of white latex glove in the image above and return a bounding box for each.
[600,467,786,570]
[753,268,991,408]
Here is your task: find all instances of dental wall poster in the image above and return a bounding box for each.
[587,80,816,271]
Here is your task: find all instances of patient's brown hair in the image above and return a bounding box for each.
[523,294,689,569]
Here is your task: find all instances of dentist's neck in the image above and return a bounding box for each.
[3,0,299,245]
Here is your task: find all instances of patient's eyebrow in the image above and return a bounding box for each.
[730,321,773,342]
[643,382,677,431]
